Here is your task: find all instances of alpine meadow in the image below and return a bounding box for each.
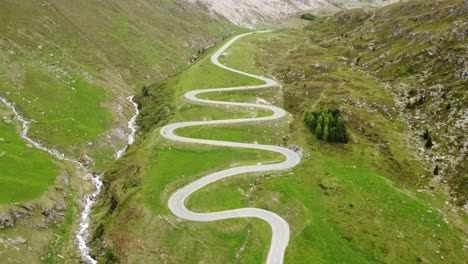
[0,1,466,264]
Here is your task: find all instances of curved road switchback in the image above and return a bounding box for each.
[161,31,301,264]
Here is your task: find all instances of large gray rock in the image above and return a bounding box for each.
[0,212,14,229]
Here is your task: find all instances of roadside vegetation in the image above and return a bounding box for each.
[90,4,467,262]
[0,1,241,262]
[2,0,465,263]
[198,29,466,263]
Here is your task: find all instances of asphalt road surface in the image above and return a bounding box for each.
[161,31,301,264]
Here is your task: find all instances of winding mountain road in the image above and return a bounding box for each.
[161,31,301,264]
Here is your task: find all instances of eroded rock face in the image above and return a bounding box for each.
[0,212,14,229]
[185,0,327,27]
[184,0,399,28]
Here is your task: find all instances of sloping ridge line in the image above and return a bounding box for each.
[161,31,301,264]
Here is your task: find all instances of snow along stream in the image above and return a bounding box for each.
[0,95,139,264]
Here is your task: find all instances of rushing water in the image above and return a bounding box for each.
[76,95,139,263]
[116,96,139,159]
[0,96,82,168]
[76,174,103,264]
[0,95,139,263]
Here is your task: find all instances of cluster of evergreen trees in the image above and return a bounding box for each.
[304,107,349,143]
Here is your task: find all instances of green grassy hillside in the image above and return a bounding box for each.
[0,0,241,166]
[272,0,467,207]
[90,3,467,261]
[311,0,468,206]
[0,105,59,203]
[1,0,466,263]
[89,39,286,263]
[0,1,241,263]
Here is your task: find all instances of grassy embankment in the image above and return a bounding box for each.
[0,1,241,263]
[91,36,286,263]
[181,31,467,263]
[0,105,59,203]
[93,1,466,262]
[0,0,241,201]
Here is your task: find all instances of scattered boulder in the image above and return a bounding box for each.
[10,209,32,219]
[35,222,48,229]
[19,203,36,211]
[54,198,67,211]
[408,13,434,22]
[11,236,27,245]
[0,212,14,229]
[79,154,94,167]
[456,67,468,80]
[368,41,376,51]
[288,144,303,157]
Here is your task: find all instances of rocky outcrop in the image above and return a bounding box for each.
[185,0,329,28]
[79,154,94,167]
[184,0,399,28]
[0,197,68,231]
[0,212,14,229]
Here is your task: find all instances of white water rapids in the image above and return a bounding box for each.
[116,95,140,159]
[75,173,103,264]
[0,95,139,263]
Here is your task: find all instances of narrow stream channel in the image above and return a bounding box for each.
[0,95,139,263]
[116,95,140,159]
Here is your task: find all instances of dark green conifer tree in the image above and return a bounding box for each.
[315,123,323,140]
[425,136,433,148]
[323,125,329,142]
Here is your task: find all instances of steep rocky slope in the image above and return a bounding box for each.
[185,0,400,27]
[246,0,467,209]
[299,0,467,208]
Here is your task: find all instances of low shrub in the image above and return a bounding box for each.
[301,13,317,21]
